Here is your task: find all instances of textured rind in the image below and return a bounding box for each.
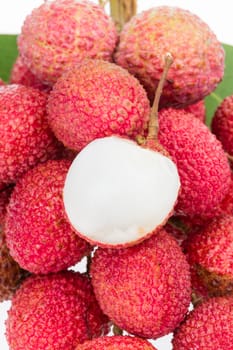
[183,100,206,123]
[185,215,233,298]
[115,6,224,107]
[0,227,28,302]
[91,229,191,339]
[18,0,118,84]
[10,56,50,92]
[158,108,231,217]
[211,95,233,156]
[0,84,62,184]
[6,271,110,350]
[75,335,157,350]
[47,59,150,152]
[172,296,233,349]
[5,159,91,274]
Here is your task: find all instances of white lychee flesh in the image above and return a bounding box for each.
[63,136,180,246]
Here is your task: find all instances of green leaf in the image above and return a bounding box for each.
[0,34,18,83]
[205,43,233,127]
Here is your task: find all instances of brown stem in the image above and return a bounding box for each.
[112,324,123,335]
[109,0,137,32]
[147,53,174,141]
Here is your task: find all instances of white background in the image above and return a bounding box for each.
[0,1,232,349]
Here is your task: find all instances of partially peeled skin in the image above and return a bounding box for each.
[63,136,180,247]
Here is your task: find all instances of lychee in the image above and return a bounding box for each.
[75,335,157,350]
[184,215,233,298]
[5,159,91,274]
[90,228,191,339]
[63,54,180,248]
[6,271,110,350]
[47,59,151,152]
[158,107,231,217]
[0,78,5,85]
[18,0,118,84]
[10,56,50,92]
[183,100,206,123]
[211,95,233,156]
[0,84,62,184]
[172,296,233,349]
[115,6,224,107]
[0,184,14,225]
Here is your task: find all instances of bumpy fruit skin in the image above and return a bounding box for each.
[211,95,233,156]
[115,6,224,107]
[185,215,233,298]
[172,296,233,349]
[0,227,29,302]
[158,108,231,217]
[10,56,50,92]
[5,159,91,274]
[183,100,206,123]
[6,271,110,350]
[75,335,157,350]
[0,84,61,184]
[18,0,118,85]
[47,59,150,151]
[91,229,191,339]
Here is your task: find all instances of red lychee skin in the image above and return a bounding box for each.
[10,56,51,92]
[18,0,118,85]
[184,215,233,299]
[0,226,29,302]
[5,159,91,274]
[0,84,62,184]
[47,59,150,152]
[211,95,233,156]
[114,6,224,107]
[91,229,191,340]
[75,335,157,350]
[172,296,233,349]
[6,271,110,350]
[183,100,206,123]
[158,108,231,218]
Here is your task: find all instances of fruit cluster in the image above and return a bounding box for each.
[1,0,233,349]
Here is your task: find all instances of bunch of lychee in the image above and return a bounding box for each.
[1,0,233,349]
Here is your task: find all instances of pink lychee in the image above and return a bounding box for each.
[5,159,91,274]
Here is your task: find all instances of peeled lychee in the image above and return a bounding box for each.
[211,95,233,156]
[115,6,224,107]
[172,296,233,349]
[10,56,50,92]
[185,215,233,298]
[5,159,91,274]
[75,335,157,350]
[6,271,110,350]
[90,229,191,339]
[18,0,118,84]
[47,59,151,152]
[63,54,180,248]
[0,84,61,184]
[158,107,231,217]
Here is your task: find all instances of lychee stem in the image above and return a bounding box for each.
[147,53,174,141]
[112,324,123,335]
[109,0,137,32]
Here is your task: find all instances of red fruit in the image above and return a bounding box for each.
[185,215,233,298]
[0,84,61,183]
[115,6,224,107]
[91,229,191,339]
[47,59,150,152]
[172,296,233,349]
[0,184,14,225]
[5,159,91,274]
[6,271,110,350]
[10,56,50,92]
[0,78,5,85]
[75,335,157,350]
[211,95,233,156]
[183,100,206,123]
[158,107,231,217]
[18,0,118,84]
